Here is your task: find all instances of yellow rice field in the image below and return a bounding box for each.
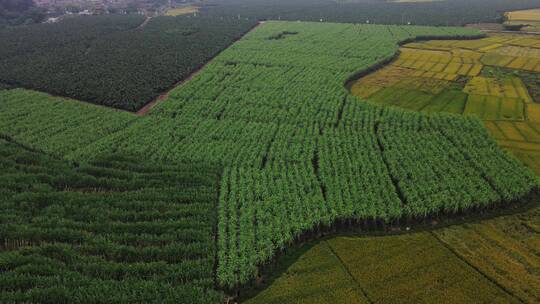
[507,8,540,20]
[504,9,540,33]
[247,217,540,303]
[349,33,540,174]
[248,32,540,304]
[165,6,199,16]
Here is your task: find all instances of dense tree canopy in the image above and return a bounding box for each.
[0,15,254,111]
[0,0,45,25]
[202,0,540,26]
[3,0,540,110]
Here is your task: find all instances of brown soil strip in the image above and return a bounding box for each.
[5,21,261,117]
[136,17,152,30]
[135,61,208,115]
[135,21,263,116]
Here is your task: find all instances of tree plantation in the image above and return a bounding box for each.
[0,136,222,302]
[3,0,540,112]
[202,0,540,26]
[0,15,254,111]
[1,22,537,302]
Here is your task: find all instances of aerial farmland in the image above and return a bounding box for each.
[0,0,539,303]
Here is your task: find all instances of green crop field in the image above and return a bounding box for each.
[246,203,540,303]
[1,20,539,303]
[349,33,540,176]
[0,90,136,155]
[5,0,540,111]
[285,31,540,304]
[0,136,221,303]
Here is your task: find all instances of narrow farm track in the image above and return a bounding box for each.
[373,121,408,206]
[135,65,206,115]
[2,22,539,303]
[2,20,261,117]
[429,231,526,304]
[325,241,374,304]
[136,16,152,29]
[136,21,264,116]
[284,32,540,304]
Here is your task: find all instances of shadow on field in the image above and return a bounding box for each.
[236,190,540,302]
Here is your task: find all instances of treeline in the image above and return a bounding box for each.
[0,15,144,59]
[48,22,534,288]
[0,136,223,303]
[201,0,540,26]
[0,15,255,111]
[2,0,540,111]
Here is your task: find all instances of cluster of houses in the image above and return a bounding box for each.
[37,0,198,24]
[37,0,153,22]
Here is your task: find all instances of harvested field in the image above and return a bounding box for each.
[165,6,200,16]
[246,224,539,303]
[505,8,540,32]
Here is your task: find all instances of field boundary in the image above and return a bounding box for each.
[135,21,263,115]
[1,24,478,116]
[236,188,540,302]
[0,21,262,116]
[136,16,152,29]
[430,231,526,303]
[374,121,408,206]
[343,33,486,90]
[483,30,540,35]
[134,61,208,115]
[326,241,374,304]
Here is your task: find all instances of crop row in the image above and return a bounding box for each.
[0,22,537,293]
[0,138,221,303]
